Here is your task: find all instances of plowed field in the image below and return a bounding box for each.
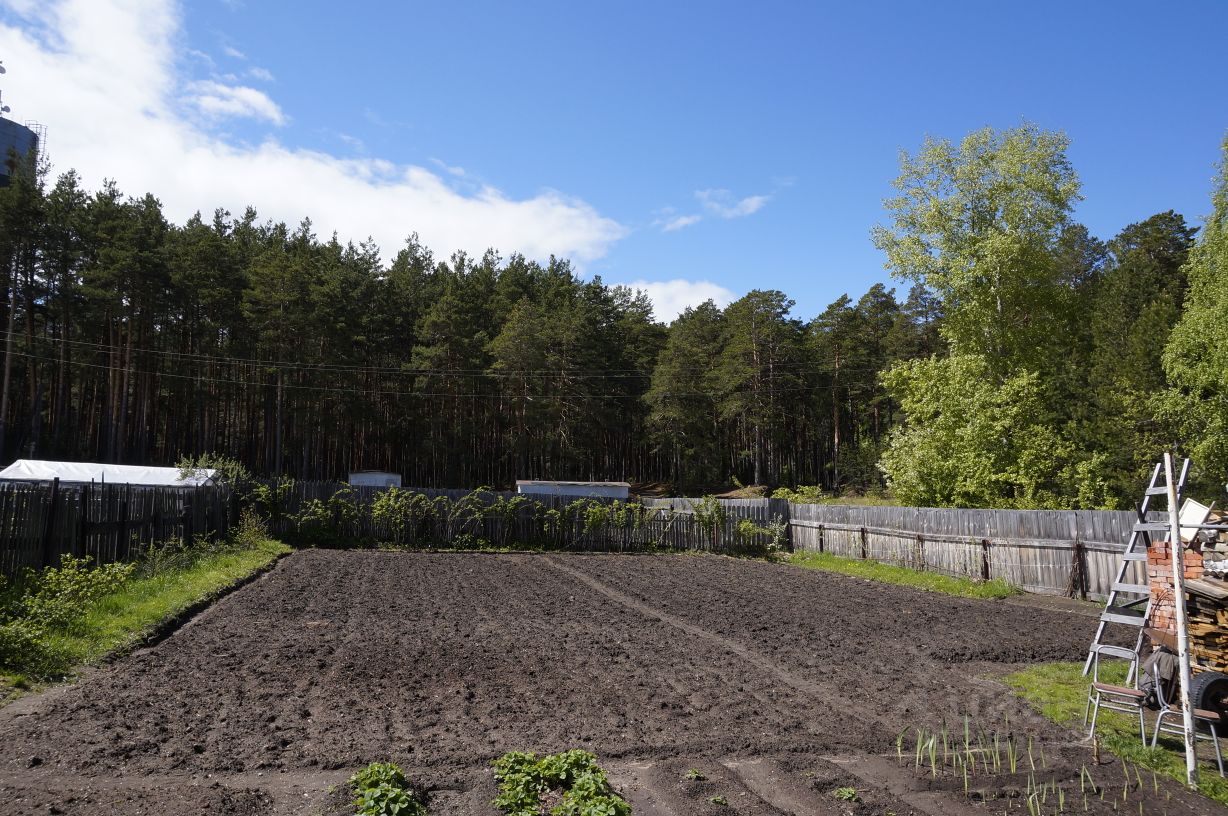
[0,551,1217,815]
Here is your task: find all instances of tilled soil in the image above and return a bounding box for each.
[0,551,1220,815]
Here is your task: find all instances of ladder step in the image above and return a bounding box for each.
[1101,606,1147,626]
[1122,552,1148,561]
[1133,522,1169,533]
[1092,645,1140,661]
[1111,582,1150,595]
[1145,487,1171,496]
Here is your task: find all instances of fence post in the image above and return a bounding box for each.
[1068,538,1089,600]
[818,523,824,553]
[981,539,991,581]
[119,484,132,562]
[40,478,61,568]
[916,533,925,572]
[860,526,868,560]
[77,482,91,558]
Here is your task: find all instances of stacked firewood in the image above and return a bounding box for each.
[1186,578,1228,672]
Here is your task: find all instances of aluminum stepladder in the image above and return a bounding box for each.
[1082,458,1190,682]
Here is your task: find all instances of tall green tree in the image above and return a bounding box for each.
[1157,139,1228,484]
[717,290,805,485]
[872,125,1087,506]
[872,123,1081,375]
[645,301,725,487]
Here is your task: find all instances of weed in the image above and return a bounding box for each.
[833,786,859,802]
[707,795,728,806]
[684,768,706,781]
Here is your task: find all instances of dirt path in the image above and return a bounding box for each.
[0,551,1218,815]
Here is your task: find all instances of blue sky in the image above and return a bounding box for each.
[3,0,1226,321]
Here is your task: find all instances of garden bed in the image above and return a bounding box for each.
[0,551,1219,814]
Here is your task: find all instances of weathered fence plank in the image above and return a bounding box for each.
[0,482,233,580]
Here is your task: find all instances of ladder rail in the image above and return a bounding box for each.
[1082,459,1188,678]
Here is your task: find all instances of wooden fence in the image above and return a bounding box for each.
[0,480,235,580]
[262,481,780,555]
[1,474,1149,601]
[643,498,1148,601]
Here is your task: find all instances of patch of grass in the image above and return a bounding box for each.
[1004,661,1228,806]
[788,551,1016,600]
[1,538,289,695]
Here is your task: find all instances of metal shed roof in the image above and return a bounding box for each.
[0,459,217,487]
[515,480,632,487]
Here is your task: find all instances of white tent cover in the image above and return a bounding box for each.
[0,459,217,487]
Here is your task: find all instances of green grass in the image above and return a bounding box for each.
[788,550,1016,599]
[1004,661,1228,805]
[1,538,289,699]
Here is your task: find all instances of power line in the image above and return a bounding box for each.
[6,348,888,401]
[3,329,899,379]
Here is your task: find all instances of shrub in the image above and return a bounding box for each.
[0,617,60,677]
[350,762,426,816]
[176,453,253,495]
[0,556,134,678]
[231,507,271,550]
[770,485,826,503]
[21,556,135,632]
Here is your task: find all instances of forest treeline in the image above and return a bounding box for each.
[0,124,1225,508]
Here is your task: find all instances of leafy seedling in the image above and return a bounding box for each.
[833,786,859,802]
[684,768,707,781]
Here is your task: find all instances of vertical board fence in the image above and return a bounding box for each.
[2,475,1150,601]
[786,503,1145,600]
[264,482,783,555]
[0,480,234,581]
[645,498,1149,600]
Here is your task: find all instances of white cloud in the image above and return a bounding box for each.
[186,79,286,125]
[0,0,624,265]
[221,44,245,60]
[696,188,770,218]
[429,157,466,177]
[337,132,364,151]
[660,214,701,232]
[246,65,274,82]
[622,279,738,322]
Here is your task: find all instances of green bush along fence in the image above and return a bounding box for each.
[259,481,785,555]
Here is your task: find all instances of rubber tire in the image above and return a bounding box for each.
[1188,670,1228,734]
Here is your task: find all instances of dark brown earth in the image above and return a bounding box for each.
[0,551,1220,815]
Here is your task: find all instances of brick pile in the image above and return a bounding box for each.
[1147,539,1228,672]
[1148,539,1204,635]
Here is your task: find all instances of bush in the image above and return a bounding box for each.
[231,507,271,550]
[770,485,826,503]
[21,556,135,632]
[350,762,426,816]
[0,617,60,677]
[0,555,134,678]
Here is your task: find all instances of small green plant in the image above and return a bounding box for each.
[20,555,135,632]
[832,786,859,802]
[707,795,729,806]
[492,750,630,816]
[350,761,426,816]
[684,768,706,781]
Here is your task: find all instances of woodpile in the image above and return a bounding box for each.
[1186,577,1228,673]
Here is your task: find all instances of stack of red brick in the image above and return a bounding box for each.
[1147,540,1204,635]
